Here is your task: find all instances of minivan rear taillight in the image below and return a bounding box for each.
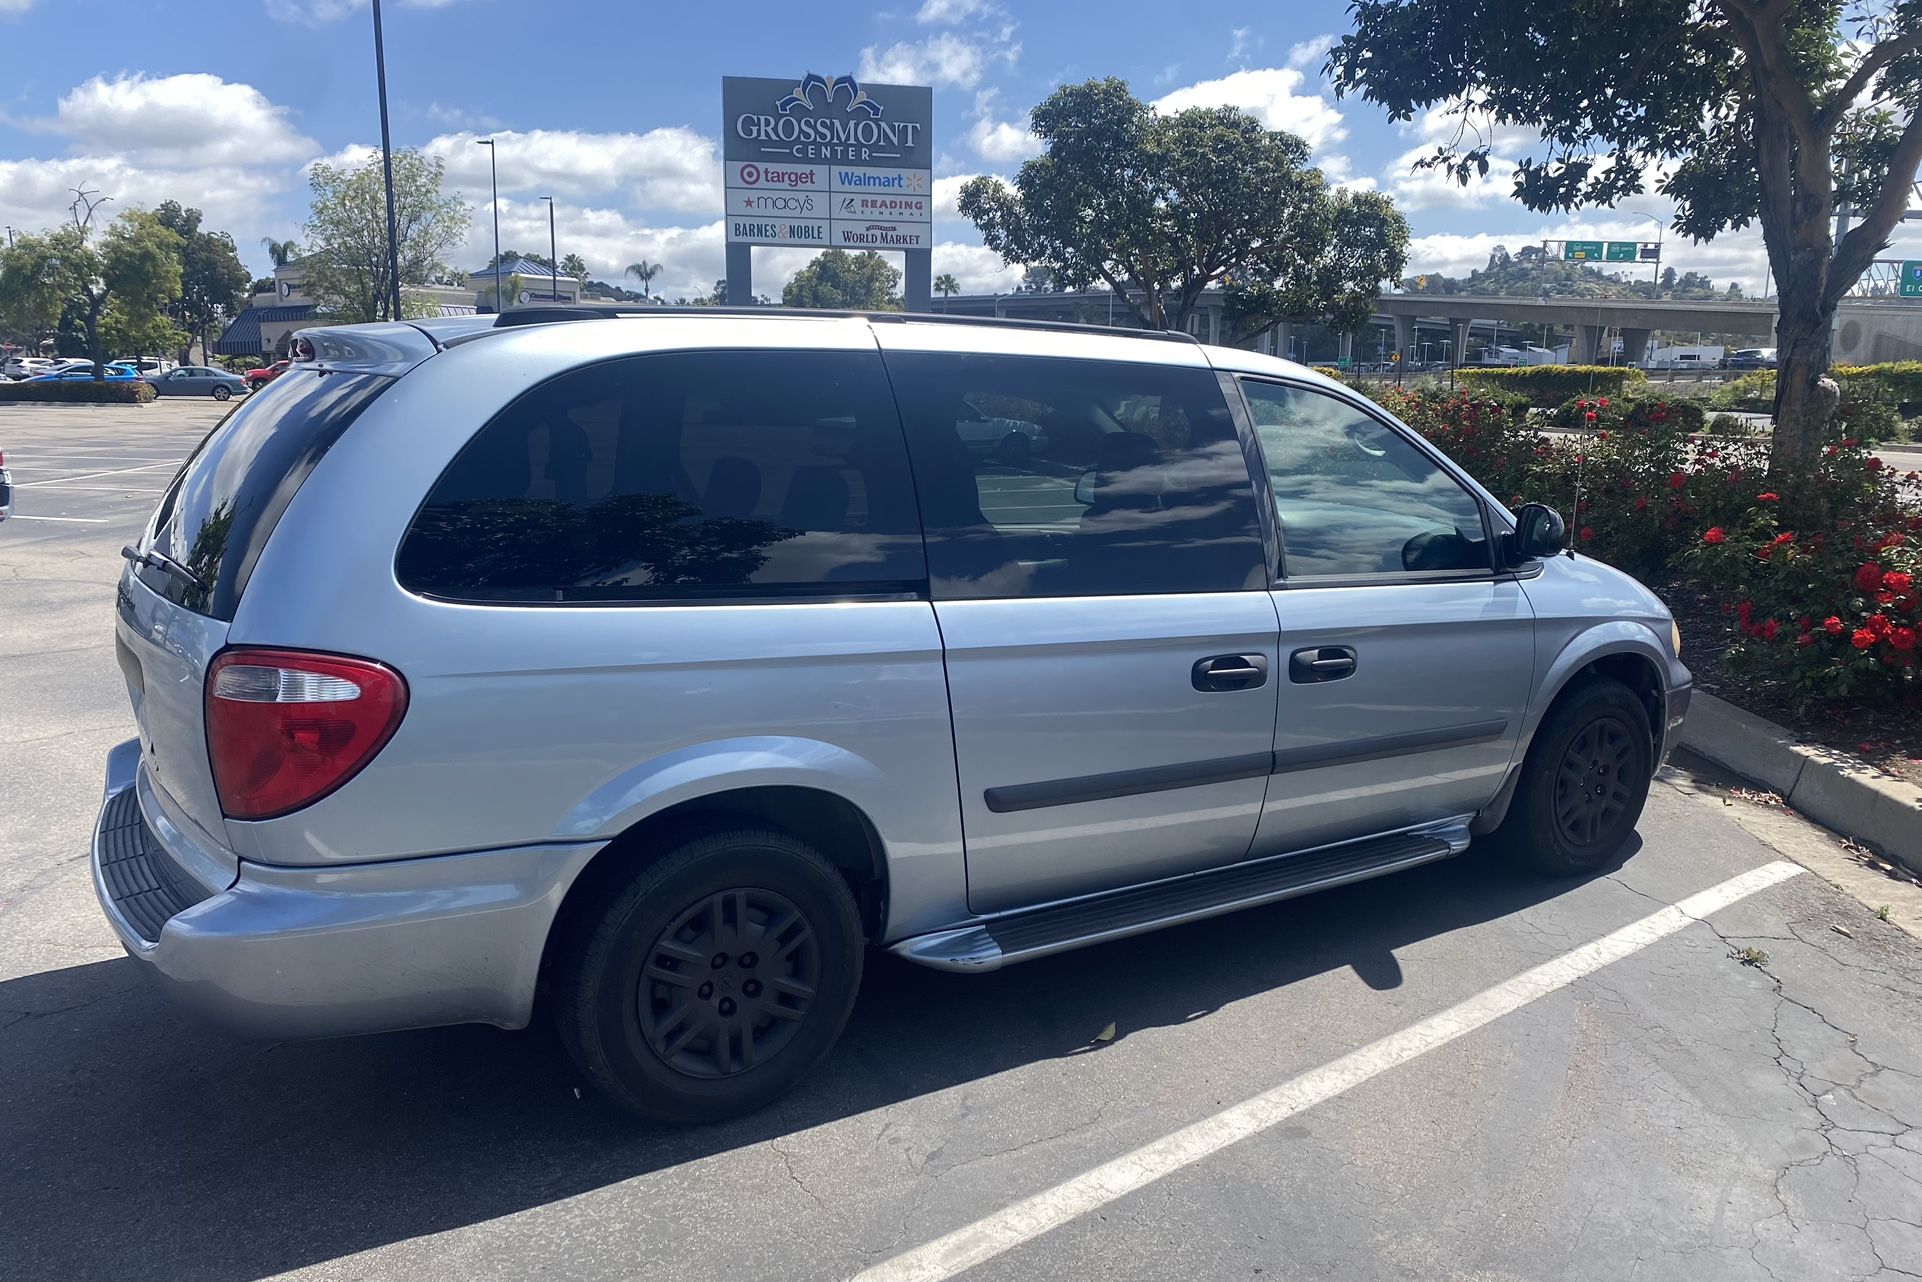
[206,649,407,820]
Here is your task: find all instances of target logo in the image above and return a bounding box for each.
[739,163,761,186]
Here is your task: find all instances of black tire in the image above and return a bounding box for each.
[555,828,864,1124]
[1490,678,1654,876]
[211,385,232,401]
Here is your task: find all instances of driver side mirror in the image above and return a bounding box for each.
[1509,502,1567,563]
[1074,470,1097,506]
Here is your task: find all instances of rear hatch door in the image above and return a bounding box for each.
[117,366,398,858]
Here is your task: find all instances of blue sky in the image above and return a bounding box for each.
[0,0,1874,301]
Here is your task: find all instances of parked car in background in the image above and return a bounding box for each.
[144,366,248,401]
[1720,347,1778,371]
[243,360,291,390]
[0,447,11,522]
[96,311,1690,1125]
[115,357,176,376]
[26,364,138,383]
[3,356,58,381]
[954,398,1044,458]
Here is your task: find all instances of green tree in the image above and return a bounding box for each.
[933,271,960,298]
[959,78,1402,332]
[260,237,301,268]
[780,249,901,310]
[625,259,662,297]
[1331,1,1922,467]
[302,150,470,323]
[1222,188,1409,344]
[0,208,182,380]
[156,202,249,364]
[560,252,588,281]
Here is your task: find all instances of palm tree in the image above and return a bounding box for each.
[934,272,960,298]
[260,237,300,268]
[625,260,662,298]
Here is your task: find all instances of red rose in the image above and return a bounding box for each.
[1736,600,1754,622]
[1597,430,1609,441]
[1703,527,1727,544]
[1825,616,1846,636]
[1796,633,1816,647]
[1669,472,1687,489]
[1868,457,1886,471]
[1868,613,1894,638]
[1760,619,1780,642]
[1635,496,1648,511]
[1598,397,1609,408]
[1886,571,1914,594]
[1843,438,1859,447]
[1856,563,1886,592]
[1584,411,1597,423]
[1893,627,1918,651]
[1579,526,1595,542]
[1757,492,1778,502]
[1853,629,1877,649]
[1878,590,1897,606]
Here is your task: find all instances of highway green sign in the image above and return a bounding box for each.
[1604,241,1641,261]
[1901,261,1922,298]
[1563,240,1605,261]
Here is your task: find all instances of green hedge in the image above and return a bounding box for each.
[1835,361,1922,410]
[1455,364,1648,407]
[0,379,156,404]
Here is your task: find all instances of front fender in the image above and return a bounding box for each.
[554,736,889,840]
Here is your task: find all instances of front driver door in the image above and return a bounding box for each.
[882,343,1280,915]
[1236,378,1536,858]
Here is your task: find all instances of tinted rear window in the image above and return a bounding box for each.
[395,349,926,603]
[140,368,393,619]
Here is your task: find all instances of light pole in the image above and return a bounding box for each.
[476,139,501,314]
[539,196,557,302]
[370,0,403,322]
[1624,210,1665,297]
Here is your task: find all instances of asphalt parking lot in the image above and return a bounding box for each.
[4,401,1922,1282]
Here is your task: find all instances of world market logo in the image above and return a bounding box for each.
[777,73,882,118]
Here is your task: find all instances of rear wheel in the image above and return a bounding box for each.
[211,384,232,401]
[1490,678,1653,876]
[555,828,864,1124]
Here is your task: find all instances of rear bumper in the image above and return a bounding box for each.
[92,739,602,1039]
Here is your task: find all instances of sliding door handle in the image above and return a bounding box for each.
[1193,654,1269,691]
[1289,646,1358,683]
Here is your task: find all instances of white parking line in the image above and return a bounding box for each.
[25,484,170,493]
[4,514,110,523]
[15,461,178,487]
[853,859,1805,1282]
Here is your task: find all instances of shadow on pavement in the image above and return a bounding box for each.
[0,841,1630,1281]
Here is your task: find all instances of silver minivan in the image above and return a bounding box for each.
[96,310,1691,1122]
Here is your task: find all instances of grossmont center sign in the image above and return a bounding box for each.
[722,73,934,254]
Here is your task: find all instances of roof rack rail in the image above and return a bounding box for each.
[489,303,1201,344]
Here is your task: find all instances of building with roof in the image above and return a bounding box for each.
[214,260,478,359]
[467,258,587,313]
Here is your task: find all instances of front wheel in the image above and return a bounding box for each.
[211,385,232,401]
[555,828,864,1124]
[1489,678,1653,876]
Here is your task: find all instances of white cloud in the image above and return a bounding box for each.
[50,74,316,169]
[1228,27,1252,64]
[931,173,987,220]
[1401,221,1775,297]
[425,102,505,131]
[931,241,1024,293]
[1153,67,1347,153]
[0,0,36,15]
[968,115,1040,164]
[422,127,720,214]
[916,0,988,22]
[859,32,1011,89]
[0,154,289,261]
[1287,35,1334,70]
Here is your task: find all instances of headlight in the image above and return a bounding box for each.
[1670,619,1683,657]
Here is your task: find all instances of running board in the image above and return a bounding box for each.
[890,825,1470,973]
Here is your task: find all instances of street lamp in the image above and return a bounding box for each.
[476,139,501,314]
[370,0,403,322]
[539,196,557,303]
[1624,210,1665,298]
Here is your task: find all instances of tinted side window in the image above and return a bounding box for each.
[397,349,926,602]
[1240,381,1490,578]
[888,353,1265,599]
[143,368,393,619]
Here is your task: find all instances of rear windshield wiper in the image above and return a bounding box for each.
[121,544,204,593]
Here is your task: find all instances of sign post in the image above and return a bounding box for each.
[722,74,934,309]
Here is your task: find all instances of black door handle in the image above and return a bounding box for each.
[1193,654,1269,692]
[1289,646,1358,683]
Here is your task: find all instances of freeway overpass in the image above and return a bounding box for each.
[1372,294,1779,364]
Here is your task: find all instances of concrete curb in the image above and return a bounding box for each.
[1679,690,1922,876]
